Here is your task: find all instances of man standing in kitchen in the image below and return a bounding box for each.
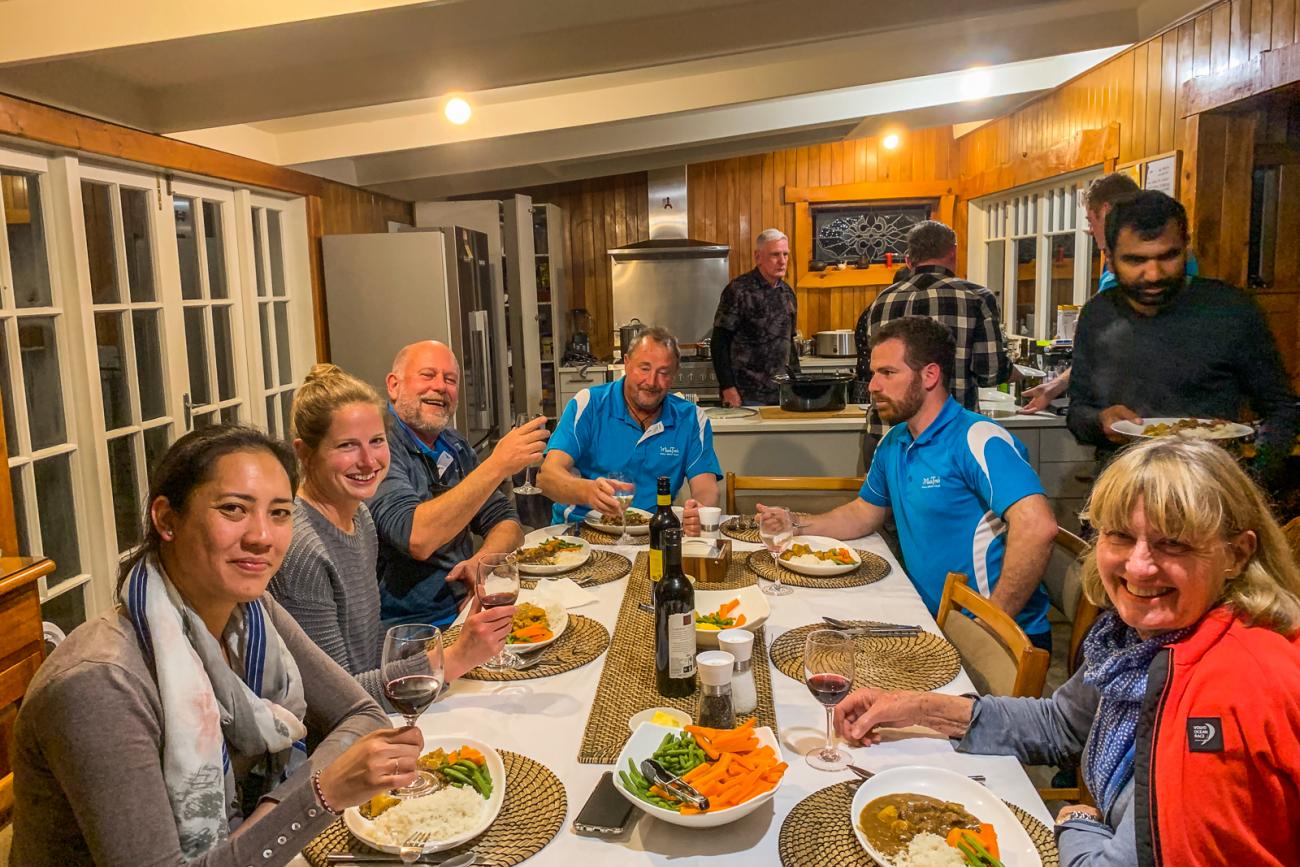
[369,340,549,627]
[711,228,801,406]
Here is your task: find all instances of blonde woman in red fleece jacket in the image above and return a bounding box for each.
[835,437,1300,867]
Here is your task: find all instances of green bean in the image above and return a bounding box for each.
[442,766,474,787]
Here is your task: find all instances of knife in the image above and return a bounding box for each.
[326,852,476,865]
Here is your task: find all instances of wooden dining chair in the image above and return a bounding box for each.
[1041,527,1100,677]
[724,472,864,516]
[935,572,1050,699]
[1284,516,1300,566]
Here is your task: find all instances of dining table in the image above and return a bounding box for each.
[291,520,1055,866]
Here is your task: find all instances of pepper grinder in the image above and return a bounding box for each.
[717,629,757,714]
[695,650,736,729]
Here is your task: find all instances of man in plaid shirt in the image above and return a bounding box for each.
[857,221,1012,439]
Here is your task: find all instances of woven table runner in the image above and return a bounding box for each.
[301,750,567,867]
[720,517,761,544]
[578,524,648,545]
[520,549,631,589]
[629,548,757,591]
[747,549,890,589]
[778,780,1059,867]
[443,614,609,681]
[577,561,778,763]
[770,621,961,692]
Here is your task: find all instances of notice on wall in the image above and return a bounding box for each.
[1144,154,1179,197]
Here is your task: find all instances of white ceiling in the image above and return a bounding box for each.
[0,0,1210,200]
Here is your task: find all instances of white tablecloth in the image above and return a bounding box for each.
[292,526,1053,865]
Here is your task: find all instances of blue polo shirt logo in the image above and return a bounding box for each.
[660,445,681,457]
[921,475,941,489]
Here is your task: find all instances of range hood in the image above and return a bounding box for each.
[606,166,729,258]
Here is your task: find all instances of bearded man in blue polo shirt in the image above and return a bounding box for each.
[538,326,722,527]
[780,316,1058,649]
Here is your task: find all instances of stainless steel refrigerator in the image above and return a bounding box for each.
[322,227,501,450]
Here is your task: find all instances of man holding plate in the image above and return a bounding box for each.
[769,316,1059,649]
[538,326,723,532]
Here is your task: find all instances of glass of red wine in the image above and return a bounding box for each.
[475,553,520,671]
[381,623,445,798]
[803,628,855,771]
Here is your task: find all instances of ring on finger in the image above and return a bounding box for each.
[392,758,400,777]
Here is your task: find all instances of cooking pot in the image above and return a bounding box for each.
[814,330,856,357]
[773,371,855,412]
[618,318,646,356]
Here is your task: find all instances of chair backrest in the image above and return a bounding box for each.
[937,572,1050,698]
[725,472,864,516]
[1041,528,1100,674]
[1284,516,1300,566]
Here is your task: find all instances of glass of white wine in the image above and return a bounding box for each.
[511,412,542,495]
[758,506,795,596]
[608,469,636,545]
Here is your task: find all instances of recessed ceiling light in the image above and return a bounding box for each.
[882,133,901,150]
[961,68,992,100]
[444,96,471,125]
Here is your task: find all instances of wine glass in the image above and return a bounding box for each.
[803,629,855,771]
[608,470,637,545]
[757,506,795,596]
[475,553,520,671]
[511,412,543,496]
[380,624,445,797]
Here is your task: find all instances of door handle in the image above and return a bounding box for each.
[183,393,193,431]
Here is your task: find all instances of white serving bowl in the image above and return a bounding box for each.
[694,585,770,648]
[613,721,784,828]
[777,535,861,577]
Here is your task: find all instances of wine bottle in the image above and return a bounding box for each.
[648,475,680,583]
[655,528,695,697]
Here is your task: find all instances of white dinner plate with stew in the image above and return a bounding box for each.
[850,766,1039,866]
[1111,417,1252,440]
[584,507,652,536]
[776,535,861,576]
[514,535,591,576]
[505,591,569,652]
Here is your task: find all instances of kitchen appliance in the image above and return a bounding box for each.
[813,330,856,357]
[608,167,730,349]
[563,308,596,366]
[322,227,502,450]
[773,371,855,412]
[618,318,647,359]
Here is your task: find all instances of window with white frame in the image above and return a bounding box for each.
[247,200,299,438]
[968,168,1103,341]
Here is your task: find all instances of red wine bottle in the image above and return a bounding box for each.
[654,528,695,698]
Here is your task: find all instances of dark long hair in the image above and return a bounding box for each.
[118,425,298,591]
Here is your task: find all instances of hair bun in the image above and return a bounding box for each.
[303,362,344,385]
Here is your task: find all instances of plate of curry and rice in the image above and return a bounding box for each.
[513,535,592,576]
[1111,417,1252,441]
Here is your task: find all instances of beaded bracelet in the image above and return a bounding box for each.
[311,770,343,816]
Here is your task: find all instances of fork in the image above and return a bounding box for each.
[823,616,920,636]
[399,831,433,864]
[847,764,985,785]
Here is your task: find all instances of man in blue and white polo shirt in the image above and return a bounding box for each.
[538,326,723,528]
[785,316,1058,649]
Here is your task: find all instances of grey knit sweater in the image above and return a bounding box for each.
[270,499,430,705]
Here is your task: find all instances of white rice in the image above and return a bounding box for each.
[893,832,966,867]
[369,784,485,845]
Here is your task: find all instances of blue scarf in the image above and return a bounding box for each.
[1081,611,1196,815]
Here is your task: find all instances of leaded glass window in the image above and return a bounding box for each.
[812,203,931,264]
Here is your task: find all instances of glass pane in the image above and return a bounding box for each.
[143,423,171,483]
[33,452,81,585]
[174,196,201,300]
[193,411,216,429]
[251,208,267,297]
[280,390,293,433]
[95,312,131,429]
[132,309,166,421]
[81,181,120,305]
[183,306,210,405]
[0,325,18,457]
[985,239,1005,312]
[274,301,292,386]
[41,585,87,635]
[266,394,279,437]
[1049,234,1077,315]
[220,405,240,425]
[211,305,236,401]
[202,200,228,299]
[10,465,28,555]
[121,187,156,302]
[106,434,142,551]
[259,303,274,389]
[1014,237,1037,338]
[4,171,53,308]
[19,317,67,449]
[268,210,286,297]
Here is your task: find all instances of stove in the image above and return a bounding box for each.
[673,360,721,405]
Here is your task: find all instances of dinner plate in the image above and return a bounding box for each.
[705,406,759,419]
[343,735,506,854]
[514,535,592,576]
[694,585,770,648]
[584,507,652,536]
[506,591,569,652]
[775,535,861,576]
[850,766,1040,867]
[1111,417,1253,440]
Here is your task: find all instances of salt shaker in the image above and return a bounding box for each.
[695,650,736,729]
[717,629,757,715]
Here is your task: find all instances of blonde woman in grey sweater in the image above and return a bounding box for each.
[270,363,513,703]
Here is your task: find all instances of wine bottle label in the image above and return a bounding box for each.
[667,613,696,678]
[648,549,663,580]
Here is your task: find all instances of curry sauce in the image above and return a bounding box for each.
[858,793,981,856]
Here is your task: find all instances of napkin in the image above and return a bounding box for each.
[527,577,599,610]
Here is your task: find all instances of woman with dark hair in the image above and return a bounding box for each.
[11,425,425,866]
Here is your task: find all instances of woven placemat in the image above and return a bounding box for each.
[747,549,890,589]
[770,622,961,692]
[520,549,632,588]
[578,524,648,545]
[777,780,1059,867]
[577,561,777,763]
[301,750,567,867]
[721,517,761,544]
[628,549,757,591]
[443,614,609,681]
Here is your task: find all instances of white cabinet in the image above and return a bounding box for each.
[557,365,607,415]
